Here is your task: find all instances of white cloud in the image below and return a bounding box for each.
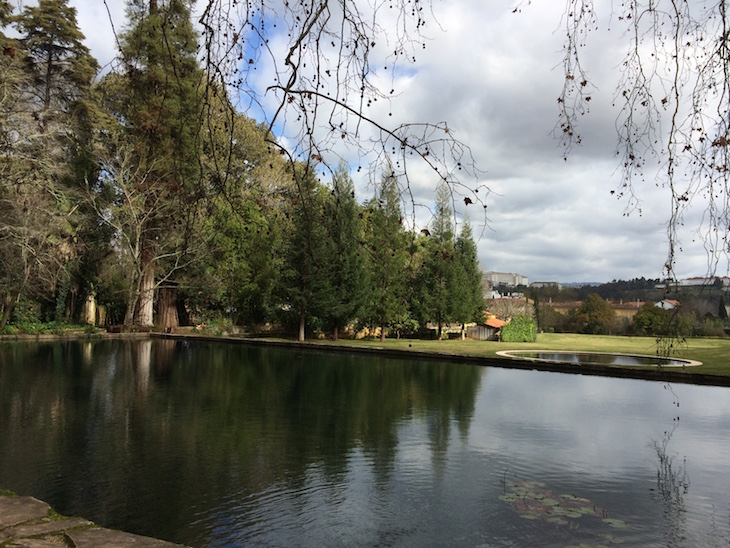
[67,0,728,283]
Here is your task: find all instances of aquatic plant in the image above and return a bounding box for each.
[499,480,628,542]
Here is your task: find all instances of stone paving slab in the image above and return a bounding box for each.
[0,495,188,547]
[0,496,50,528]
[0,517,93,542]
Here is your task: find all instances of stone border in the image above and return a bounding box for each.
[495,349,703,367]
[0,494,187,547]
[154,333,730,387]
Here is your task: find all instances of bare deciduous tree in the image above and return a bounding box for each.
[558,0,730,280]
[195,0,488,221]
[89,144,204,328]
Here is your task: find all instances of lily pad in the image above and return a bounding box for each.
[602,518,628,529]
[599,533,626,544]
[519,512,539,520]
[565,510,583,518]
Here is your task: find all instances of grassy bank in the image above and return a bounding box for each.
[3,328,728,380]
[309,333,730,376]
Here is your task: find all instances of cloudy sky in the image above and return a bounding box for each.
[64,0,727,284]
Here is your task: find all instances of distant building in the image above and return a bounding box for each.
[679,276,730,287]
[612,300,645,321]
[467,316,507,341]
[483,271,529,288]
[655,299,681,310]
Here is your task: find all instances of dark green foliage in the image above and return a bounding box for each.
[116,0,203,194]
[317,162,368,339]
[572,294,615,334]
[54,267,71,323]
[413,183,458,339]
[188,115,289,325]
[632,303,670,335]
[92,0,207,327]
[500,315,537,342]
[362,168,410,341]
[280,166,329,340]
[535,304,571,333]
[696,316,725,337]
[15,0,98,119]
[453,219,484,329]
[0,0,98,328]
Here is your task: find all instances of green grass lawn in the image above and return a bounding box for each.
[312,333,730,377]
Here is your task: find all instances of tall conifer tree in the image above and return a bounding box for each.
[101,0,204,327]
[415,184,458,339]
[319,162,367,340]
[0,0,99,326]
[364,169,409,342]
[453,219,484,338]
[281,167,329,341]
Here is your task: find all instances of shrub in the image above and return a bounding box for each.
[501,315,537,342]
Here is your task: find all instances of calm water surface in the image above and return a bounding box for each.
[1,339,729,547]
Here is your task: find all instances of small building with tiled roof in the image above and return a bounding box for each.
[467,316,507,341]
[655,299,681,310]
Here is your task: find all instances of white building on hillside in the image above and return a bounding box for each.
[483,271,529,288]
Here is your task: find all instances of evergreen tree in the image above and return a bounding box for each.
[319,162,367,340]
[719,294,728,322]
[0,1,11,34]
[363,168,409,342]
[14,0,98,127]
[453,219,484,339]
[1,0,99,327]
[14,0,104,315]
[194,113,290,324]
[414,184,458,340]
[98,0,205,327]
[280,166,329,341]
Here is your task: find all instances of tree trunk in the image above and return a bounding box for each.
[81,294,96,325]
[461,323,466,340]
[124,292,136,328]
[157,285,179,332]
[333,322,339,341]
[380,317,386,343]
[437,319,443,340]
[0,294,14,331]
[299,308,305,341]
[135,245,155,327]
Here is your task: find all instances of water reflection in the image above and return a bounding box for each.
[0,339,729,547]
[0,340,483,544]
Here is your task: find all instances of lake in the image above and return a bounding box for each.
[1,338,729,547]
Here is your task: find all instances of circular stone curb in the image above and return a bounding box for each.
[496,349,702,367]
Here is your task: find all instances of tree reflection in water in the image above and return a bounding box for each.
[651,424,690,545]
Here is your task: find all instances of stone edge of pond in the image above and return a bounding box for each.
[154,332,730,388]
[0,493,189,547]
